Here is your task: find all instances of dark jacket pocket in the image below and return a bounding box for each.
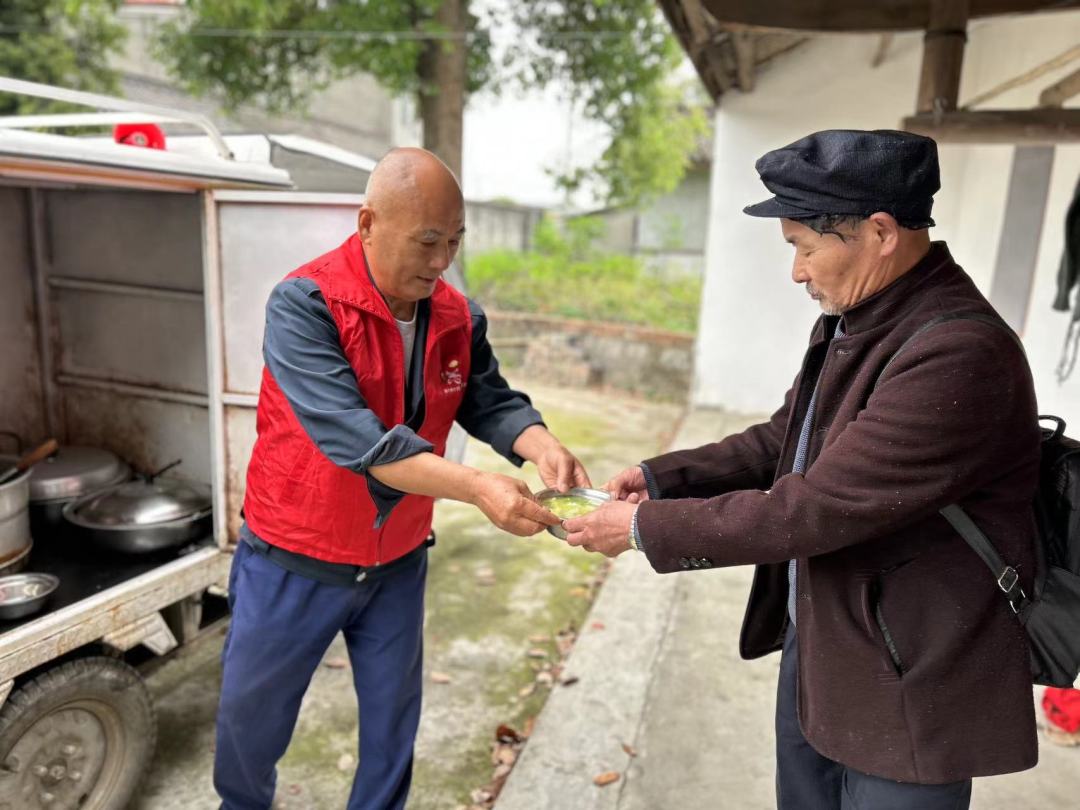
[871,577,905,676]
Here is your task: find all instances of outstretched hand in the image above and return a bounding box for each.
[470,472,561,536]
[537,445,592,493]
[562,500,637,558]
[602,465,650,503]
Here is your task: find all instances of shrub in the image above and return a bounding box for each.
[465,217,701,334]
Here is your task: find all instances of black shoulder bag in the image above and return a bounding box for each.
[879,313,1080,687]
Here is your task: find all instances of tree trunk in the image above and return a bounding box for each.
[417,0,466,182]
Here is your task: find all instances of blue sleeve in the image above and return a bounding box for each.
[263,278,433,523]
[455,299,545,466]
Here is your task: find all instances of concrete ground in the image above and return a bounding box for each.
[128,381,682,810]
[496,407,1080,810]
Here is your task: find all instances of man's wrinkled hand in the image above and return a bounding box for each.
[563,500,637,558]
[537,445,592,493]
[470,472,560,537]
[603,465,650,504]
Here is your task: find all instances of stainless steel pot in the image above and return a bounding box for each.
[62,477,212,554]
[22,446,130,533]
[0,468,32,566]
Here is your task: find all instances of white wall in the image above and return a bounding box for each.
[694,12,1080,436]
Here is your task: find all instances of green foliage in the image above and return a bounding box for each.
[0,0,126,115]
[507,1,709,207]
[466,216,701,334]
[156,0,707,208]
[156,0,493,115]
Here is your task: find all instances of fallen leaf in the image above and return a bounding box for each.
[448,563,462,573]
[518,683,536,698]
[323,657,349,670]
[431,671,453,684]
[593,771,620,787]
[288,784,302,795]
[493,763,513,779]
[527,648,548,659]
[536,671,554,686]
[497,747,517,766]
[561,675,580,687]
[621,743,638,757]
[470,788,493,804]
[590,621,606,631]
[495,724,522,744]
[337,753,355,772]
[569,586,589,598]
[523,716,536,737]
[528,634,551,643]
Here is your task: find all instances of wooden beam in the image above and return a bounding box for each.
[1040,65,1080,107]
[700,0,1074,33]
[732,31,756,91]
[903,108,1080,143]
[657,0,729,102]
[917,0,970,114]
[962,43,1080,108]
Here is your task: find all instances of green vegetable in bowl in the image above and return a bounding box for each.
[542,495,598,520]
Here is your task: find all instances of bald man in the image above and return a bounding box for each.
[214,148,588,810]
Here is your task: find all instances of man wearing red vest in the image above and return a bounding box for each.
[214,148,587,810]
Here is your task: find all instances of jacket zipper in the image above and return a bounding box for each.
[872,583,905,675]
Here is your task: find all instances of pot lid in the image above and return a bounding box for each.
[24,446,129,502]
[67,478,211,527]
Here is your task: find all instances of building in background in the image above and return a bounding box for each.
[576,154,712,277]
[115,1,420,158]
[662,0,1080,431]
[114,1,545,256]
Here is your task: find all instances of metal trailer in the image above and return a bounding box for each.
[0,79,383,808]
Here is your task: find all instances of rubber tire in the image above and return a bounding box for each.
[0,656,156,809]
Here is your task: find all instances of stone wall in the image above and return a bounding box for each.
[485,311,694,402]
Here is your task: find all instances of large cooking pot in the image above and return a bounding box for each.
[24,446,130,533]
[0,468,32,569]
[62,474,212,554]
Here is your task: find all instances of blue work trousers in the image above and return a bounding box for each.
[214,539,427,810]
[776,625,972,810]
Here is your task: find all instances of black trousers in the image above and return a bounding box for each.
[775,626,972,810]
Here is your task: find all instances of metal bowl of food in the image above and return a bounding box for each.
[0,572,59,621]
[535,487,612,540]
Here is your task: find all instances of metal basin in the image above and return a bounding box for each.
[0,572,59,620]
[535,487,612,540]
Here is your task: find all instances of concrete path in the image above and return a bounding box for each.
[496,407,1080,810]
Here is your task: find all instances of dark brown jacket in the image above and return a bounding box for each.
[638,243,1040,784]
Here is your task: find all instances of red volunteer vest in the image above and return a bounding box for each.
[243,234,472,565]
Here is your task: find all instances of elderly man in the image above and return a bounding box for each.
[565,130,1040,809]
[215,147,584,810]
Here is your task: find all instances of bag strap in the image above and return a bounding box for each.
[877,312,1030,615]
[939,504,1030,614]
[873,312,1025,392]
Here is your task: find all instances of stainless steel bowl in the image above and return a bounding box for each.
[0,572,59,620]
[535,487,612,540]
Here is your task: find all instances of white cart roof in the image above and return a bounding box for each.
[0,77,292,192]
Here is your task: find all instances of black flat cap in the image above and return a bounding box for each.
[743,129,940,226]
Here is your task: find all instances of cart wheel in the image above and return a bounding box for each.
[0,657,156,809]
